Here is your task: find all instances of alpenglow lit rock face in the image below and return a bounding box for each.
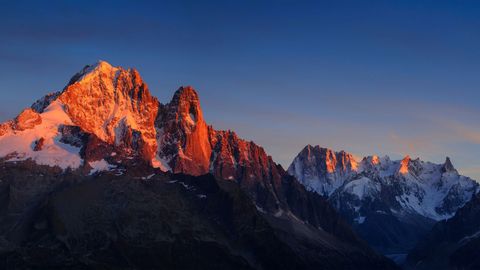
[59,61,160,161]
[0,62,283,210]
[0,61,281,184]
[288,145,479,259]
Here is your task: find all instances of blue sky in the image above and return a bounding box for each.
[1,0,479,179]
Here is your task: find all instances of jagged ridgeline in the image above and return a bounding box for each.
[288,145,479,264]
[0,61,397,269]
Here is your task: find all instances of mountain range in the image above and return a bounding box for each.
[288,145,479,264]
[1,60,478,269]
[0,61,396,269]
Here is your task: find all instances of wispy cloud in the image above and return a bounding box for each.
[448,122,480,144]
[459,166,480,182]
[387,132,441,156]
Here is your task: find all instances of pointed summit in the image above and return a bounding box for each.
[398,155,411,174]
[65,60,118,87]
[168,86,204,127]
[442,157,457,173]
[156,86,211,175]
[369,155,380,165]
[58,61,159,161]
[288,145,358,196]
[172,85,199,100]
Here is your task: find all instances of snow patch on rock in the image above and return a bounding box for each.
[88,159,116,175]
[0,100,83,169]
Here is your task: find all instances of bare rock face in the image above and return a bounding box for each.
[288,145,358,196]
[209,130,284,210]
[0,121,13,137]
[13,108,42,131]
[59,61,159,162]
[33,137,45,151]
[31,92,60,113]
[398,155,411,175]
[155,86,286,211]
[442,156,457,173]
[290,145,358,177]
[0,108,42,136]
[156,86,212,175]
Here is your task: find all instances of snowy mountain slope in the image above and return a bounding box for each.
[289,145,478,221]
[0,100,82,169]
[288,145,479,258]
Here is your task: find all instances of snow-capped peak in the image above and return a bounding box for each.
[287,145,360,196]
[0,61,160,172]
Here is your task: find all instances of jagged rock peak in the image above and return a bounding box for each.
[31,92,61,113]
[167,86,204,127]
[65,60,115,87]
[172,86,200,102]
[156,85,212,175]
[398,155,411,174]
[13,108,42,131]
[442,156,457,173]
[291,145,358,174]
[58,60,159,161]
[63,60,148,94]
[364,155,380,165]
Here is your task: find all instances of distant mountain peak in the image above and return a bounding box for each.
[398,155,411,174]
[292,145,358,174]
[287,145,360,196]
[364,155,381,166]
[442,156,457,173]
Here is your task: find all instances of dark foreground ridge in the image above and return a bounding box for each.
[0,162,396,269]
[405,193,480,270]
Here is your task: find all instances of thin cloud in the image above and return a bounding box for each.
[459,166,480,182]
[449,123,480,144]
[385,131,448,162]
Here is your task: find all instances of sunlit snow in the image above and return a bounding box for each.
[0,100,83,169]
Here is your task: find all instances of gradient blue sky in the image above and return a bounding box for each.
[1,0,479,179]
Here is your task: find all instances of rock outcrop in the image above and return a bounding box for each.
[13,108,42,131]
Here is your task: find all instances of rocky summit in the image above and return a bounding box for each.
[0,61,397,269]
